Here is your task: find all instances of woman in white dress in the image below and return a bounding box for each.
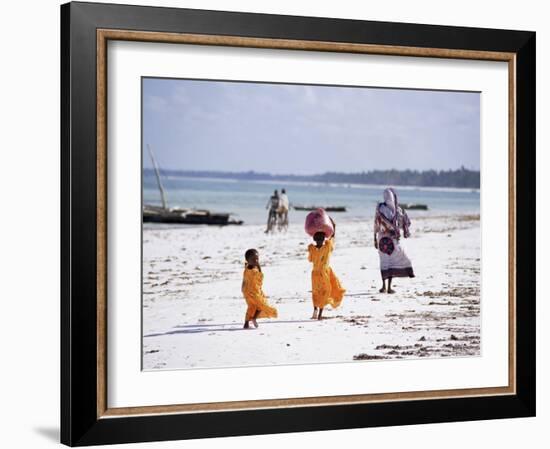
[374,188,415,293]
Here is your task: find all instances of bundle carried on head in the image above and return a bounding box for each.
[304,208,334,238]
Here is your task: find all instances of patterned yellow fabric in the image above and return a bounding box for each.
[307,238,346,309]
[241,265,278,321]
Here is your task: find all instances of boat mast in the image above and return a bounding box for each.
[147,144,168,210]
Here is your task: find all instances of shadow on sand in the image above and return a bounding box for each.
[144,319,314,337]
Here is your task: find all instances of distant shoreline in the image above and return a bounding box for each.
[151,174,480,194]
[144,168,481,190]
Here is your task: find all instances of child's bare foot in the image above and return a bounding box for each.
[252,318,258,328]
[379,287,386,293]
[387,288,395,294]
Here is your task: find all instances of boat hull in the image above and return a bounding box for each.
[143,206,242,225]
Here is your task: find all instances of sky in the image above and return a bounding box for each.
[142,77,480,174]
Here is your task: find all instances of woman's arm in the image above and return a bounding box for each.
[374,212,379,248]
[402,210,411,238]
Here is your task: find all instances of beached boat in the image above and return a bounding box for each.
[143,205,243,225]
[143,144,243,225]
[401,203,429,211]
[293,205,347,212]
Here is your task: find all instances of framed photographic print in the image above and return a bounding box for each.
[60,1,536,446]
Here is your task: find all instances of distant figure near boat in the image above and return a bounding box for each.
[277,188,289,231]
[265,190,280,233]
[374,188,415,293]
[265,188,290,233]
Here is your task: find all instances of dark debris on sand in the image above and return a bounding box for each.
[353,353,389,360]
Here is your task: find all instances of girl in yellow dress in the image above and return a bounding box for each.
[307,218,346,320]
[241,249,278,329]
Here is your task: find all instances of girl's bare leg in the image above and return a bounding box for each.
[387,277,395,294]
[311,307,319,319]
[317,308,324,320]
[379,277,386,293]
[252,310,261,328]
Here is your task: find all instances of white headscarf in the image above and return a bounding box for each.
[379,188,397,222]
[377,187,411,238]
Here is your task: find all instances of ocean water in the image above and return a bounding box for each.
[143,174,480,226]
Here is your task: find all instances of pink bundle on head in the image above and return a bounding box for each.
[305,208,334,238]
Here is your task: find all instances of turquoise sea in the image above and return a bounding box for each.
[143,174,480,226]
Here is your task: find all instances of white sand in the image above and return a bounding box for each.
[142,214,480,371]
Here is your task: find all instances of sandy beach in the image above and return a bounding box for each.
[142,213,480,371]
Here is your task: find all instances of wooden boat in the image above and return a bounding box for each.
[143,205,243,225]
[143,144,243,226]
[293,205,347,212]
[401,203,428,211]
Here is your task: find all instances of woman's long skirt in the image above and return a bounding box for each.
[311,267,346,309]
[377,235,415,280]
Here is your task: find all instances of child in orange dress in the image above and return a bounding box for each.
[307,218,346,320]
[241,249,278,329]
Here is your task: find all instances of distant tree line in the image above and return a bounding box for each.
[145,166,480,189]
